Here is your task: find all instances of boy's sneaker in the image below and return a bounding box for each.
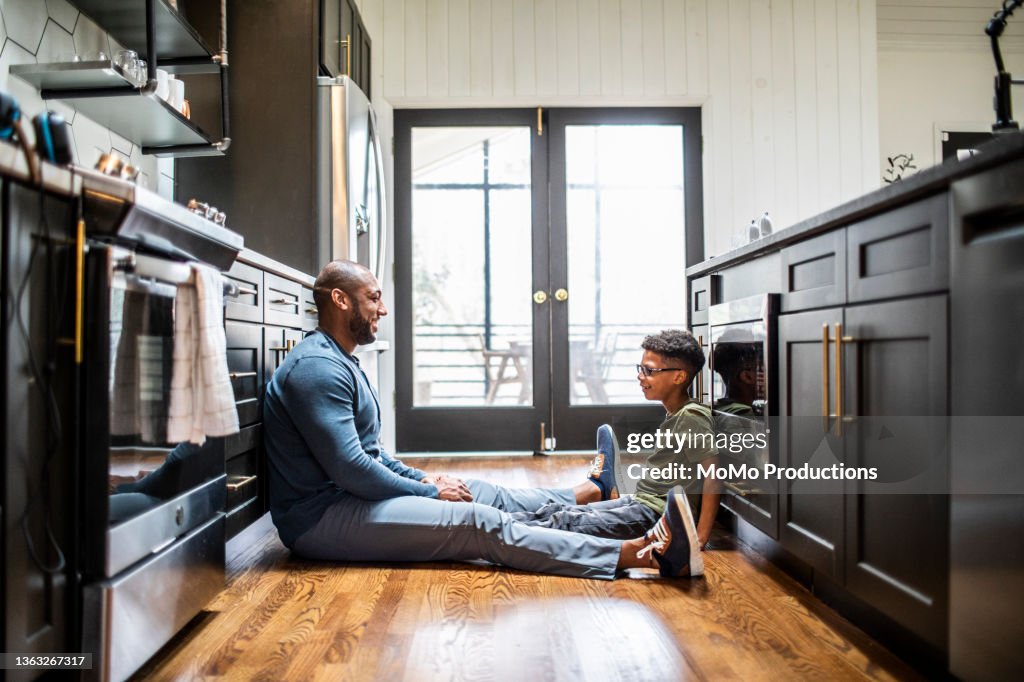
[589,424,620,500]
[637,486,704,577]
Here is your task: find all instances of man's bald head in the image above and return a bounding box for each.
[313,260,374,314]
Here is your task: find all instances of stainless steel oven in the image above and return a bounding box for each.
[79,244,226,682]
[708,293,779,536]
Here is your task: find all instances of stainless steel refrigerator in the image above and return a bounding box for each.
[316,75,387,280]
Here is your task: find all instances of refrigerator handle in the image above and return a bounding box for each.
[370,106,387,281]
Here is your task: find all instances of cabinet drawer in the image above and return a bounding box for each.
[301,287,318,331]
[224,422,260,459]
[226,497,264,540]
[781,230,847,312]
[265,326,306,382]
[847,193,948,303]
[224,321,263,426]
[264,273,303,328]
[689,275,720,326]
[224,260,263,323]
[226,449,260,511]
[225,425,261,520]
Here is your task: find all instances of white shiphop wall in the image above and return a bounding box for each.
[377,0,881,259]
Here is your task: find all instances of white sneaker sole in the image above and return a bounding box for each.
[672,491,704,577]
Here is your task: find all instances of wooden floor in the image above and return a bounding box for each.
[134,456,922,681]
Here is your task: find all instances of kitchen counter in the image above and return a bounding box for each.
[687,131,1024,277]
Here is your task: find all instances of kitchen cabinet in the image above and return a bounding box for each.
[688,176,967,666]
[322,0,373,96]
[177,0,375,275]
[841,296,949,651]
[778,307,845,579]
[222,252,316,541]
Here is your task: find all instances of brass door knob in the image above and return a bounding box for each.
[533,290,548,304]
[554,288,569,302]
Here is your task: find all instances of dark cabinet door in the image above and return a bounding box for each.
[842,295,949,651]
[778,308,845,578]
[321,0,342,76]
[690,324,709,405]
[339,0,371,96]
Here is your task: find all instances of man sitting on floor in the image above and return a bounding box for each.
[509,329,722,548]
[262,259,703,580]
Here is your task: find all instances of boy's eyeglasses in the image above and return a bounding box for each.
[636,364,685,377]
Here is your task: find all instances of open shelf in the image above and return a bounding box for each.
[71,0,218,68]
[11,61,223,157]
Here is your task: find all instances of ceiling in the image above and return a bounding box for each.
[878,0,1024,51]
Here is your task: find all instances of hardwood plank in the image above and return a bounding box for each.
[134,455,923,681]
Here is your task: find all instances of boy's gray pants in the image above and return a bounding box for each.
[292,479,623,580]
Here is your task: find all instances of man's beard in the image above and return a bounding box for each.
[349,304,376,345]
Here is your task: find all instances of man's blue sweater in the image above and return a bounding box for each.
[263,330,437,547]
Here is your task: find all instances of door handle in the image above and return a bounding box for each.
[533,290,548,304]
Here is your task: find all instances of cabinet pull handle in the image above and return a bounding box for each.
[822,323,830,432]
[834,323,856,436]
[305,307,318,315]
[696,335,705,402]
[269,297,291,305]
[228,371,257,379]
[236,286,257,297]
[268,346,288,352]
[226,474,257,492]
[342,33,352,78]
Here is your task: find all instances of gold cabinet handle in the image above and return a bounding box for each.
[533,290,548,304]
[235,286,258,297]
[269,297,292,305]
[305,307,318,315]
[341,33,352,78]
[228,371,257,379]
[226,474,257,492]
[554,288,569,302]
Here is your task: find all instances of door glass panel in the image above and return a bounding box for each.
[411,126,534,406]
[565,125,688,405]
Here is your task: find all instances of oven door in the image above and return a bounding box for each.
[708,294,779,537]
[82,245,225,579]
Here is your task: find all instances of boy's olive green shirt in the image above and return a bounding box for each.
[634,401,718,514]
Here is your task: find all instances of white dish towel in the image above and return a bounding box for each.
[167,262,239,445]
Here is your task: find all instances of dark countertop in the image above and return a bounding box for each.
[686,131,1024,278]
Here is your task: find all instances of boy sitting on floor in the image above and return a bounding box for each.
[510,329,721,549]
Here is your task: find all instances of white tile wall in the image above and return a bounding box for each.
[0,0,169,197]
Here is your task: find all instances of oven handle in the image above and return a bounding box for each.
[131,253,193,284]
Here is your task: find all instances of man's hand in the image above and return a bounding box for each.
[424,473,472,501]
[434,477,473,502]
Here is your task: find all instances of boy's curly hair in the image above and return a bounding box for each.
[641,329,705,374]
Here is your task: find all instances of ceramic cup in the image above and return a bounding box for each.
[155,69,170,101]
[167,77,185,111]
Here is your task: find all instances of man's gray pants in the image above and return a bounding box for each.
[292,479,623,580]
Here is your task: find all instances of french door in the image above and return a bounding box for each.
[394,108,703,452]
